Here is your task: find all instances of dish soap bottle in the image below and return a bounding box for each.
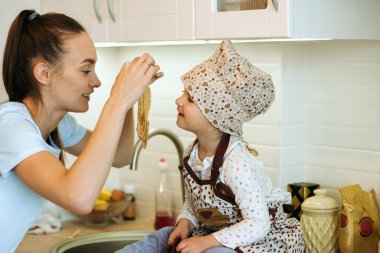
[154,157,175,230]
[123,184,136,220]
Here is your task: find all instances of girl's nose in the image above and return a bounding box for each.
[175,96,181,106]
[175,94,185,107]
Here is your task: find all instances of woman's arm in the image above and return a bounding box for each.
[65,107,134,168]
[15,54,162,214]
[112,107,134,167]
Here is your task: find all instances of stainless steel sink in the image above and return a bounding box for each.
[50,231,150,253]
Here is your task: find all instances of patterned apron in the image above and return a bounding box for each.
[179,134,305,253]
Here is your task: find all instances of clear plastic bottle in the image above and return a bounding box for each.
[154,157,175,230]
[123,184,136,220]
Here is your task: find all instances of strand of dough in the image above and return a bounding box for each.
[137,87,151,148]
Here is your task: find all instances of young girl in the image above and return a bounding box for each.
[117,40,304,253]
[0,10,162,252]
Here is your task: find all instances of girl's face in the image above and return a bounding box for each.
[175,90,214,135]
[48,32,101,113]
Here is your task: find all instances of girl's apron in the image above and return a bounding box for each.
[179,134,305,253]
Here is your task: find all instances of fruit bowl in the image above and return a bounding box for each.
[77,200,130,226]
[75,188,131,227]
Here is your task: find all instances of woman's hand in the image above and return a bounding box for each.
[109,53,163,111]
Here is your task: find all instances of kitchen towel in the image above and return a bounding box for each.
[28,210,62,234]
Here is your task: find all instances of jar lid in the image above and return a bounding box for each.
[301,189,339,210]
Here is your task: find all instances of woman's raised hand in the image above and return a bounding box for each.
[110,53,163,110]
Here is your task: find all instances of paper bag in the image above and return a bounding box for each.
[339,184,379,253]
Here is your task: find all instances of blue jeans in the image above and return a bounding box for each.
[115,226,235,253]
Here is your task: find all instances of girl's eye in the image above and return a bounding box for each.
[83,71,91,75]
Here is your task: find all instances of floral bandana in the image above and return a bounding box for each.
[181,40,275,137]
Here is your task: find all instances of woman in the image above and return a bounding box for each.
[0,10,163,252]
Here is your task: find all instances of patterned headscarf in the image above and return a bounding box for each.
[181,40,275,137]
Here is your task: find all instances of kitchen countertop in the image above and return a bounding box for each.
[15,218,154,253]
[15,218,380,253]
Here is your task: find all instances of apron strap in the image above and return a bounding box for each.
[210,134,230,184]
[178,139,198,173]
[179,134,237,205]
[210,134,237,205]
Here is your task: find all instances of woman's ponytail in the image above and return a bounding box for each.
[2,10,35,102]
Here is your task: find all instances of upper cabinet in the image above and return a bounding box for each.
[41,0,194,43]
[42,0,380,42]
[195,0,380,40]
[41,0,121,42]
[118,0,194,41]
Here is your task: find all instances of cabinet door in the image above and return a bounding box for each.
[41,0,108,42]
[195,0,289,39]
[119,0,194,41]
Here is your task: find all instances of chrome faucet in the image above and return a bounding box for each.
[130,128,185,201]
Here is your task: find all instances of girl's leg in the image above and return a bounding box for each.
[204,246,236,253]
[115,226,175,253]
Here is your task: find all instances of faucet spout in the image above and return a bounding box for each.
[130,128,185,201]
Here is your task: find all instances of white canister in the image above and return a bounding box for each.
[301,189,340,253]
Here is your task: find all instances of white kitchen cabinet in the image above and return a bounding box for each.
[41,0,194,43]
[196,0,380,40]
[118,0,194,41]
[41,0,121,43]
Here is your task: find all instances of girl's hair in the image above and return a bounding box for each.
[2,10,86,162]
[243,140,259,156]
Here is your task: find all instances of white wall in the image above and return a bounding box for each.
[305,41,380,203]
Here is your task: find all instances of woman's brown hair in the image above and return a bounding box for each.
[2,10,86,162]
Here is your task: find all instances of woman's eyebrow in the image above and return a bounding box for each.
[80,58,96,64]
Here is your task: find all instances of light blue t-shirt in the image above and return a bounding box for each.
[0,102,86,253]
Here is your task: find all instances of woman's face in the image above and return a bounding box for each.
[48,32,100,113]
[175,90,214,135]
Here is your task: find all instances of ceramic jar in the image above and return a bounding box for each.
[301,189,340,253]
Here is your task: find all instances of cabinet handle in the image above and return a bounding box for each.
[107,0,116,22]
[272,0,279,12]
[93,0,102,23]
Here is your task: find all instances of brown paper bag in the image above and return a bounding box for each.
[339,184,379,253]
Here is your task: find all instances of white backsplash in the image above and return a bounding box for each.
[61,40,380,220]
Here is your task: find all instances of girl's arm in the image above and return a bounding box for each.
[176,234,222,253]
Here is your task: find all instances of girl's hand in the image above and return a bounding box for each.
[168,219,192,245]
[176,234,222,253]
[109,53,164,110]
